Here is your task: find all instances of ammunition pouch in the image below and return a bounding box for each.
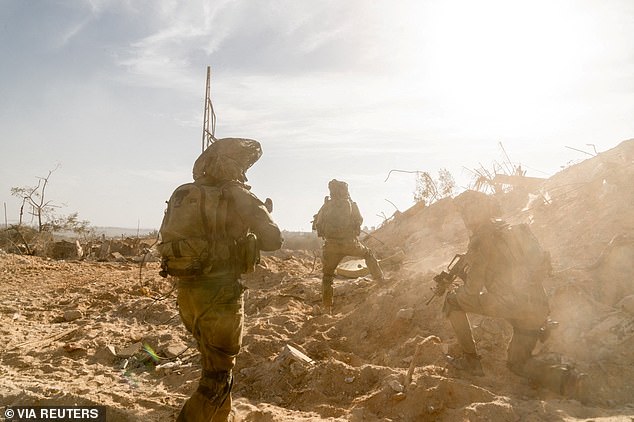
[157,239,210,278]
[238,232,260,274]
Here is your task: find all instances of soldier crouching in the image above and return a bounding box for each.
[440,190,586,398]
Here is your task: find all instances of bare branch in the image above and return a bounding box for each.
[565,145,595,157]
[384,199,399,212]
[384,169,420,183]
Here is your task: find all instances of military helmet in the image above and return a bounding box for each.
[193,138,262,183]
[328,179,349,199]
[453,190,501,222]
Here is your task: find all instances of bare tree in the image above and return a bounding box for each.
[7,165,91,254]
[413,169,455,205]
[11,164,61,232]
[385,168,456,206]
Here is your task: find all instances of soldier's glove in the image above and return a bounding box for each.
[432,271,452,295]
[432,283,447,296]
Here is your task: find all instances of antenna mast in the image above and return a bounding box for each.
[201,66,217,152]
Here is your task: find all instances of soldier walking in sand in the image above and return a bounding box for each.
[312,179,384,313]
[158,138,282,421]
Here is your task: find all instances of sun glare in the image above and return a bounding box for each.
[406,1,599,136]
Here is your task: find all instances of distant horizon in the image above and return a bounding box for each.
[2,137,630,235]
[2,1,633,232]
[1,219,321,235]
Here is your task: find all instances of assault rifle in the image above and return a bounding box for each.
[425,253,467,305]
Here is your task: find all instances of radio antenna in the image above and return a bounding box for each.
[201,66,217,152]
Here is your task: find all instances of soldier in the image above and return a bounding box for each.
[159,138,282,421]
[312,179,384,313]
[439,190,585,397]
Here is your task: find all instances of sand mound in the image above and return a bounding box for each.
[1,139,633,420]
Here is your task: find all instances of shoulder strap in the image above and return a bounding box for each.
[217,188,228,239]
[195,182,229,243]
[197,184,210,236]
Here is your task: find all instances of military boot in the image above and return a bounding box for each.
[561,367,589,401]
[211,392,233,422]
[322,281,334,314]
[177,391,221,422]
[366,255,384,283]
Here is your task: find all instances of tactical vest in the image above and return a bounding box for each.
[488,220,551,294]
[316,198,359,240]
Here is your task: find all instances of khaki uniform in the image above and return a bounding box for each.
[176,182,282,422]
[314,190,383,308]
[443,220,574,394]
[321,238,383,307]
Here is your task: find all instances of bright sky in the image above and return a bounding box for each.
[1,0,633,232]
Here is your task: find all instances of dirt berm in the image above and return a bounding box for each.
[1,139,633,421]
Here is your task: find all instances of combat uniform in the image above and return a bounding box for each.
[313,180,383,310]
[443,218,580,395]
[171,140,282,422]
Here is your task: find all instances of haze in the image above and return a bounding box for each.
[1,0,633,231]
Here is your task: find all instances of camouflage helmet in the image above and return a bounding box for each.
[328,179,349,199]
[453,190,501,223]
[193,138,262,183]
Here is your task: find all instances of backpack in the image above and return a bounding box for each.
[157,182,231,277]
[315,198,360,239]
[497,222,551,290]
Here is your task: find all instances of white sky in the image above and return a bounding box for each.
[1,0,633,232]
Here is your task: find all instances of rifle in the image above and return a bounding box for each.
[425,253,467,305]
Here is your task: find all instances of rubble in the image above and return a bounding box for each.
[277,344,315,367]
[0,138,633,420]
[62,310,82,322]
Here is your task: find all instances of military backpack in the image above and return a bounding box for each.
[314,198,360,240]
[157,182,231,277]
[497,221,552,290]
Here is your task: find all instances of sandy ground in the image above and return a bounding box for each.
[1,139,634,421]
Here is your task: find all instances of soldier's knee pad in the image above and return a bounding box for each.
[198,370,233,407]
